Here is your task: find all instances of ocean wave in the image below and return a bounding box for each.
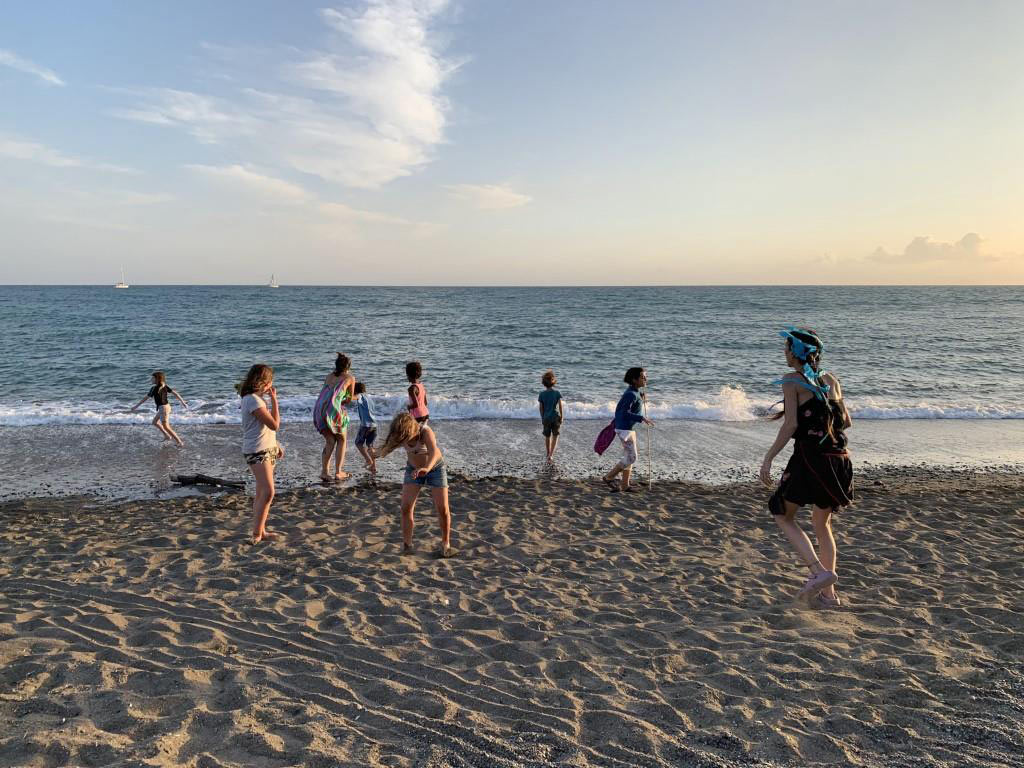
[1,387,1022,426]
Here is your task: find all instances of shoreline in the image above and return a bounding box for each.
[4,418,1024,503]
[3,471,1023,767]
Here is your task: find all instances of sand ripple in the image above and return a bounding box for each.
[1,472,1023,767]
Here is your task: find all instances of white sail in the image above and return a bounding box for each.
[114,267,129,289]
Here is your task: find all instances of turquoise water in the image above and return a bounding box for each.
[1,285,1022,499]
[2,285,1022,424]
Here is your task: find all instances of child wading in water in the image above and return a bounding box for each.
[406,360,429,423]
[130,371,189,446]
[378,412,455,558]
[603,367,653,492]
[760,327,853,608]
[239,364,284,544]
[313,353,355,482]
[352,381,378,474]
[538,369,563,460]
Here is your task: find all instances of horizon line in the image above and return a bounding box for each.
[2,283,1022,288]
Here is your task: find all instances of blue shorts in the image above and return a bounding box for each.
[356,425,377,447]
[404,462,448,488]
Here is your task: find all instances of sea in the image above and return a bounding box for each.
[1,285,1022,500]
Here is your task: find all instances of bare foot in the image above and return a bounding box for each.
[262,530,280,540]
[334,471,350,481]
[319,473,333,483]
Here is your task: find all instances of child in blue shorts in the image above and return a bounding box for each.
[538,369,564,460]
[353,381,378,474]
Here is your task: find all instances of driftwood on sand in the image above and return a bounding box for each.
[170,473,245,489]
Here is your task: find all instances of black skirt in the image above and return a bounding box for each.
[769,442,853,515]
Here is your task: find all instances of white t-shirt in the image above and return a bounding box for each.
[241,394,277,454]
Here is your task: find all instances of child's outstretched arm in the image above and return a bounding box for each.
[171,389,190,410]
[129,394,149,412]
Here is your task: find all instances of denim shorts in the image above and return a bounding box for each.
[404,462,448,488]
[355,425,377,447]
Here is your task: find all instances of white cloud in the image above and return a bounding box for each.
[445,183,532,210]
[0,135,137,174]
[186,164,309,201]
[0,49,65,86]
[110,1,456,188]
[318,201,410,225]
[869,233,996,264]
[110,89,259,144]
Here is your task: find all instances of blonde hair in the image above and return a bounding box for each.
[379,412,420,457]
[541,369,557,388]
[238,364,273,397]
[152,371,167,388]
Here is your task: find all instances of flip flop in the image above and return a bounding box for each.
[814,591,842,609]
[796,570,838,603]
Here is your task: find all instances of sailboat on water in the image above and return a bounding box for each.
[268,274,279,288]
[114,267,129,289]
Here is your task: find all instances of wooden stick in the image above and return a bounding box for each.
[643,385,652,489]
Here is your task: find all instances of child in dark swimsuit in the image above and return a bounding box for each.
[760,327,852,608]
[130,371,189,446]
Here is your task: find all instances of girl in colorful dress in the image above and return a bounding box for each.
[313,353,356,482]
[760,327,853,608]
[239,364,283,544]
[130,371,189,446]
[378,412,454,558]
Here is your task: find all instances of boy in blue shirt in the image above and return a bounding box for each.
[353,381,378,474]
[538,369,564,460]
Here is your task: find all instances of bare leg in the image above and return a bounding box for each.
[250,461,276,542]
[604,461,625,483]
[811,506,838,598]
[152,415,172,441]
[550,433,560,459]
[774,501,826,573]
[162,419,184,447]
[431,486,452,550]
[334,432,349,479]
[399,483,419,550]
[320,433,336,480]
[620,466,633,490]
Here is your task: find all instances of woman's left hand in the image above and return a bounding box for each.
[759,456,773,487]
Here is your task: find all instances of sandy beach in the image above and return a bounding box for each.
[2,471,1022,767]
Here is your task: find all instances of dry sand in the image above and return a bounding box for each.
[1,471,1022,767]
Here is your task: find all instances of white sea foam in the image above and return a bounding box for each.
[1,387,1022,427]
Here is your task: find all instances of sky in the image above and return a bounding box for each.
[1,0,1022,285]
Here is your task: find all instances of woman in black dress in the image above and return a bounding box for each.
[760,327,852,608]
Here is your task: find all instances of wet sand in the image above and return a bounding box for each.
[2,471,1023,767]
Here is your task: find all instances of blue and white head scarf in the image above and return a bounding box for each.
[778,326,830,401]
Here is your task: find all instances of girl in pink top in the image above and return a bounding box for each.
[406,360,429,423]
